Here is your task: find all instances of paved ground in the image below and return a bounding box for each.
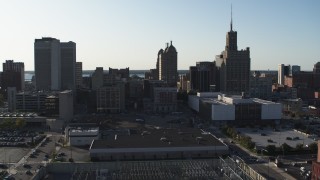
[237,127,316,148]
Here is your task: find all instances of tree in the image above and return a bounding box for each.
[309,142,318,153]
[281,143,292,154]
[1,118,15,129]
[0,94,4,107]
[15,118,26,129]
[266,145,276,155]
[295,143,304,151]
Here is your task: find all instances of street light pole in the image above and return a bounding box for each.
[262,149,269,179]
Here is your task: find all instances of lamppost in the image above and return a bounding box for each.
[262,149,269,179]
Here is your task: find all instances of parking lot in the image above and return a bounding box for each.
[237,127,316,148]
[0,130,44,147]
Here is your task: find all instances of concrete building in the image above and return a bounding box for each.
[278,64,290,85]
[153,87,177,113]
[312,141,320,179]
[109,67,129,79]
[188,92,281,124]
[34,37,76,91]
[313,62,320,90]
[143,80,177,113]
[215,18,250,94]
[61,42,76,90]
[89,128,228,161]
[59,90,73,122]
[16,91,48,112]
[249,71,272,99]
[45,95,59,116]
[281,98,303,114]
[34,37,61,90]
[1,60,25,91]
[96,84,125,113]
[92,67,104,90]
[158,41,178,87]
[189,61,218,92]
[177,74,190,92]
[66,125,99,146]
[7,87,16,112]
[75,62,83,88]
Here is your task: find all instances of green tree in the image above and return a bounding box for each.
[15,118,26,129]
[281,143,292,154]
[1,118,15,129]
[309,142,318,153]
[0,94,4,107]
[295,143,304,151]
[266,145,276,155]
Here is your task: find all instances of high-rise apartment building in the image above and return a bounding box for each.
[215,15,250,94]
[158,41,178,87]
[1,60,25,91]
[76,62,83,88]
[34,37,76,91]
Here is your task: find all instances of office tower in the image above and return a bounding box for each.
[34,37,76,91]
[35,37,61,90]
[216,10,250,94]
[278,64,290,85]
[158,41,178,87]
[290,65,300,76]
[61,42,76,90]
[1,60,25,91]
[76,62,83,88]
[189,61,217,92]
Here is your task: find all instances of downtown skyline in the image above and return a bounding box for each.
[0,0,319,71]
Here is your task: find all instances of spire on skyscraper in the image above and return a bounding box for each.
[230,4,233,31]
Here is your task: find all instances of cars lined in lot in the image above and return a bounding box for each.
[0,130,45,147]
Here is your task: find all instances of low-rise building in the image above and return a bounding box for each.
[189,92,281,124]
[66,124,99,146]
[89,128,228,161]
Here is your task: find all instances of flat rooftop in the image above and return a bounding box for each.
[91,128,225,149]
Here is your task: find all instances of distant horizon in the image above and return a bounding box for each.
[23,69,279,72]
[0,1,319,71]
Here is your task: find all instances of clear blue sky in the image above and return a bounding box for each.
[0,0,319,71]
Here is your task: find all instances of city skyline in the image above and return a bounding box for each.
[0,0,319,71]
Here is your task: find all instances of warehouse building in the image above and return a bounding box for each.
[89,128,228,161]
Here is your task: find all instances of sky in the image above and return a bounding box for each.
[0,0,319,71]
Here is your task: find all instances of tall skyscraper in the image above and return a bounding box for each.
[61,41,76,90]
[34,37,76,91]
[216,9,250,94]
[1,60,25,91]
[75,62,83,88]
[35,37,61,90]
[158,41,178,87]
